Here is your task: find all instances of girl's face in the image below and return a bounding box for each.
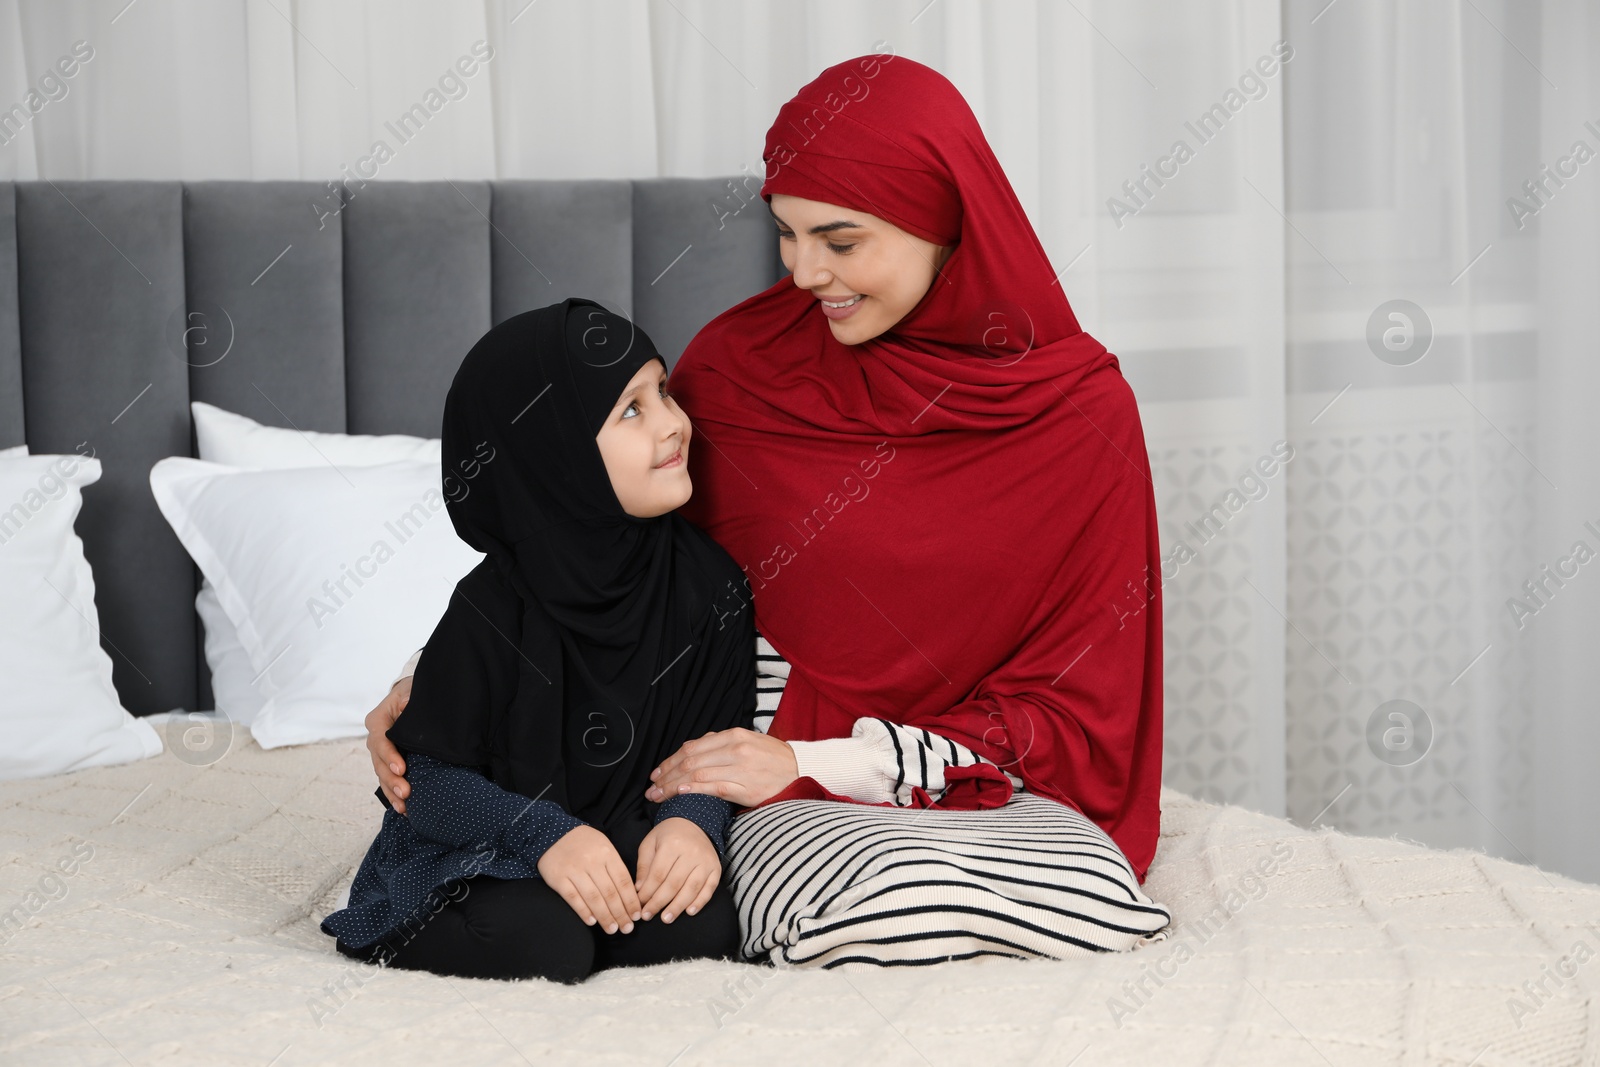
[595,358,693,518]
[770,193,955,346]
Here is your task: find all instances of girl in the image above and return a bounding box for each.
[321,297,756,983]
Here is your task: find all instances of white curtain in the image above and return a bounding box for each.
[2,0,1595,885]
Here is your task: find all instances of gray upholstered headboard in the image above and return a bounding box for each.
[0,177,782,716]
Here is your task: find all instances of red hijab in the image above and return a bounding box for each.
[669,54,1165,882]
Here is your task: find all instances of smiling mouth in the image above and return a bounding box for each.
[819,294,865,308]
[654,449,682,469]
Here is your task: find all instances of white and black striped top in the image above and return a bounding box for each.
[754,630,1026,807]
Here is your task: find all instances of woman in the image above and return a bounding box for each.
[367,53,1172,968]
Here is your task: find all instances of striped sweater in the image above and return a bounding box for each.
[753,631,1026,805]
[396,633,1024,807]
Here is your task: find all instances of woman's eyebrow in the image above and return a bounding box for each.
[769,208,865,235]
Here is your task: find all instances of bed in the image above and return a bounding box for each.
[2,721,1595,1065]
[1,179,1597,1065]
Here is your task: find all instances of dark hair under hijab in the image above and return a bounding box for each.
[386,297,757,831]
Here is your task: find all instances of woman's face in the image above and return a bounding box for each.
[595,358,693,518]
[770,194,954,345]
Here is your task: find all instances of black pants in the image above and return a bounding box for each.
[335,815,742,983]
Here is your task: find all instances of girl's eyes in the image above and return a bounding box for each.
[622,383,671,420]
[775,229,855,255]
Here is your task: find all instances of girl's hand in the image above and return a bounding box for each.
[366,677,412,814]
[634,817,720,923]
[644,727,799,808]
[537,825,643,935]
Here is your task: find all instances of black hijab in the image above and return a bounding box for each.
[386,297,757,829]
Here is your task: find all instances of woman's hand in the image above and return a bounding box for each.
[366,677,412,814]
[634,817,721,923]
[537,825,643,935]
[644,727,799,808]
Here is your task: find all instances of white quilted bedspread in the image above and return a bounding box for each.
[2,724,1597,1066]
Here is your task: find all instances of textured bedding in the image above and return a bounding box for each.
[2,722,1596,1066]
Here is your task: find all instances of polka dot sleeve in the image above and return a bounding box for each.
[399,750,587,868]
[323,752,590,952]
[654,791,734,861]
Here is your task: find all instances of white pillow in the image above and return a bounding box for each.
[0,453,163,780]
[187,401,441,724]
[190,400,440,467]
[150,457,481,749]
[196,580,266,724]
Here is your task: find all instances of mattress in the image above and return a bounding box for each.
[2,721,1596,1066]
